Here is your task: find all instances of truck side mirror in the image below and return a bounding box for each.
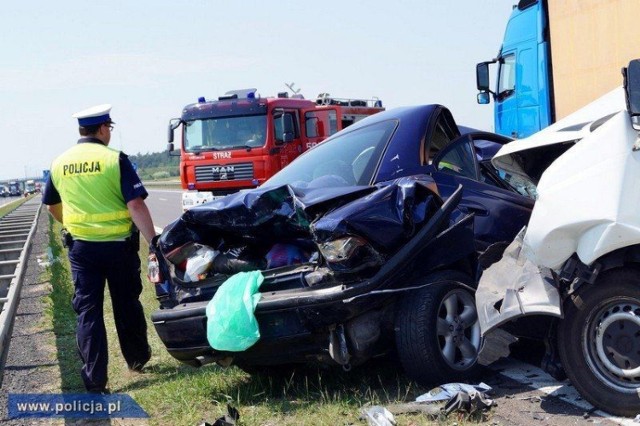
[167,118,182,155]
[624,59,640,129]
[477,92,490,105]
[274,112,295,144]
[168,118,181,143]
[476,62,491,91]
[167,140,181,156]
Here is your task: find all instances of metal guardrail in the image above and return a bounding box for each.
[0,198,42,377]
[142,180,181,188]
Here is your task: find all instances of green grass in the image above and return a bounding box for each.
[141,180,182,190]
[0,196,31,218]
[45,215,84,391]
[43,219,486,425]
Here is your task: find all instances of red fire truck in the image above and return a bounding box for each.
[167,88,384,210]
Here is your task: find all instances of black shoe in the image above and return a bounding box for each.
[128,347,151,372]
[128,362,146,373]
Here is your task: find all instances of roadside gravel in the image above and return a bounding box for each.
[0,208,65,425]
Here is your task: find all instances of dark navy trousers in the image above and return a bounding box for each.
[68,240,151,391]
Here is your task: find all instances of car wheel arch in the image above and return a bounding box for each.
[594,245,640,276]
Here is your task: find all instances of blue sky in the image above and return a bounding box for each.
[0,0,512,180]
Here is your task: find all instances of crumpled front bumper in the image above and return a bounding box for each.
[152,186,477,366]
[476,229,563,335]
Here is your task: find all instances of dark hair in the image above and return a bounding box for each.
[79,122,106,136]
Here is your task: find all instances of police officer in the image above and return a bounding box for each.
[42,104,156,393]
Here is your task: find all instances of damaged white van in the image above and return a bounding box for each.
[477,59,640,417]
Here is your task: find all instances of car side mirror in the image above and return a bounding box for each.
[477,92,490,105]
[623,59,640,130]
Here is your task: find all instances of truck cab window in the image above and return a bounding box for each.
[185,120,205,150]
[305,115,319,138]
[184,115,267,151]
[274,112,298,141]
[305,110,338,138]
[497,54,516,100]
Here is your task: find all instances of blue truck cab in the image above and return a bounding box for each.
[476,0,552,139]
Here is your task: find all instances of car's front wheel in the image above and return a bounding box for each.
[558,268,640,417]
[395,271,482,385]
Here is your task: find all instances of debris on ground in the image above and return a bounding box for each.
[360,405,396,426]
[416,382,492,403]
[36,247,60,267]
[361,382,494,424]
[199,404,240,426]
[442,389,493,416]
[384,402,442,417]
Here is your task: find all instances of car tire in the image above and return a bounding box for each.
[395,271,482,385]
[558,267,640,417]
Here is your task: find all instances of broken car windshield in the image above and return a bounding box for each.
[264,120,397,189]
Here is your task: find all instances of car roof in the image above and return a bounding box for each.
[327,105,508,166]
[335,104,442,134]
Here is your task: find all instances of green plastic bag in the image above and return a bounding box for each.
[206,271,264,351]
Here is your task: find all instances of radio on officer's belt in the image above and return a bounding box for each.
[61,228,73,248]
[127,226,140,251]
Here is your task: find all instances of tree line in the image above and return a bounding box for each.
[129,150,180,181]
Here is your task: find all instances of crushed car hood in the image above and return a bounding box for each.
[158,176,442,262]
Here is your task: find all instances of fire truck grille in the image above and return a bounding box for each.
[195,163,254,182]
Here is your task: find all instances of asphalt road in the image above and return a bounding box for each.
[145,189,183,232]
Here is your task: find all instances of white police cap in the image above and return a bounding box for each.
[72,104,114,127]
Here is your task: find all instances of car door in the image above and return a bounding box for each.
[431,134,534,251]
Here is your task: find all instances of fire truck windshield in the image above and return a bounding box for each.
[184,114,267,152]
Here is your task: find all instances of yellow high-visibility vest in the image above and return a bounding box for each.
[51,142,132,241]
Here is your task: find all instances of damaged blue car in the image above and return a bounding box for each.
[150,104,536,385]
